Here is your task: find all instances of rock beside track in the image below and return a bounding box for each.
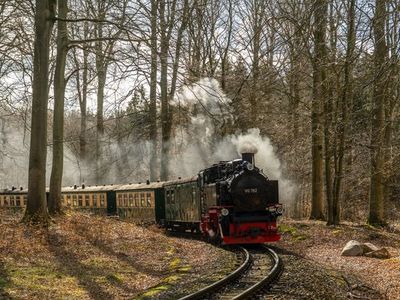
[276,220,400,299]
[341,240,390,259]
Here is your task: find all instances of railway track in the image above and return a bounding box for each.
[179,245,282,300]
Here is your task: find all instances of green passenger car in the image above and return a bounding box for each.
[163,177,201,231]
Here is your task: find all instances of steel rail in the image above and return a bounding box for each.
[231,246,282,299]
[178,246,250,300]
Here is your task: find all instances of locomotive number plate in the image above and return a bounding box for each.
[244,188,257,193]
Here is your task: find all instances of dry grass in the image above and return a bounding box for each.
[0,211,233,300]
[277,220,400,300]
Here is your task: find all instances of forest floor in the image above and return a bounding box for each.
[0,211,235,300]
[1,212,399,300]
[275,219,400,299]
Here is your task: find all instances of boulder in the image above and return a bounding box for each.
[341,240,364,256]
[341,240,390,259]
[364,248,390,259]
[361,242,379,253]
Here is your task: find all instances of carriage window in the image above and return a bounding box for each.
[16,196,21,207]
[4,196,8,206]
[129,193,133,207]
[67,194,71,206]
[100,194,105,207]
[85,194,90,207]
[93,194,97,207]
[134,193,139,207]
[78,195,83,206]
[73,195,77,206]
[140,193,145,207]
[10,196,15,206]
[171,191,175,204]
[166,190,170,204]
[23,195,27,206]
[146,193,152,207]
[118,194,122,206]
[192,187,196,203]
[123,194,128,207]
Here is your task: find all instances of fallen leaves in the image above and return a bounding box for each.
[0,211,233,299]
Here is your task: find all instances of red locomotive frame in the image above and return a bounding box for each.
[200,205,282,244]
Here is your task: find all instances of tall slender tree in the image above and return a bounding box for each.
[48,0,69,216]
[369,0,388,225]
[149,0,158,181]
[310,0,327,220]
[23,0,56,224]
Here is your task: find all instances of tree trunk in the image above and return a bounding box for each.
[95,2,106,182]
[159,0,170,181]
[23,0,56,224]
[310,0,327,220]
[249,1,264,129]
[149,0,158,182]
[369,0,387,226]
[48,0,68,216]
[329,0,356,225]
[79,21,89,161]
[220,0,233,91]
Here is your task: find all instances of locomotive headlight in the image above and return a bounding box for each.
[221,208,229,216]
[276,205,283,214]
[246,162,254,171]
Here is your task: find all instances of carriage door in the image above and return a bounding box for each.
[107,191,117,215]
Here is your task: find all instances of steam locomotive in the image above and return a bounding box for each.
[0,153,282,244]
[196,152,282,244]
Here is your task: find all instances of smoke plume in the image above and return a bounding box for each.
[169,78,296,204]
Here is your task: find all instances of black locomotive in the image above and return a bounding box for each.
[198,152,282,244]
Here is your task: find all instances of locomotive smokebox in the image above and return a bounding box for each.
[241,152,255,165]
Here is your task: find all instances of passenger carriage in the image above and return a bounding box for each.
[0,187,28,212]
[60,184,116,215]
[115,182,165,223]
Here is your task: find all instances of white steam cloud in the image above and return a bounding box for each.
[169,78,296,205]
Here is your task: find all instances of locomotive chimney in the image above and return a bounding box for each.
[241,152,255,165]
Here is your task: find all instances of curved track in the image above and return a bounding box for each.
[179,245,282,300]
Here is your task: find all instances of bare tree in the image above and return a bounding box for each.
[310,0,327,220]
[149,0,158,181]
[48,0,69,216]
[369,0,388,225]
[23,0,56,224]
